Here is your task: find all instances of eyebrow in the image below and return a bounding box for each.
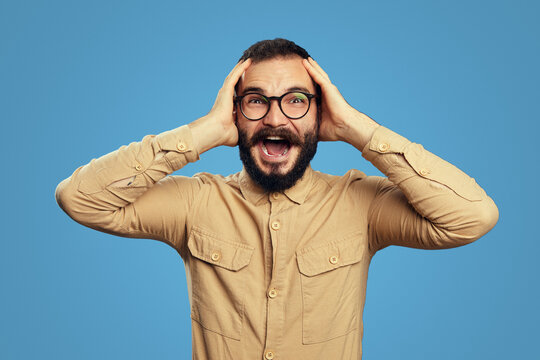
[241,86,313,96]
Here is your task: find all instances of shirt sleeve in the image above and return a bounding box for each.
[361,126,499,253]
[55,125,201,249]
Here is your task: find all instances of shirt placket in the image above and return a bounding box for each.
[263,191,287,360]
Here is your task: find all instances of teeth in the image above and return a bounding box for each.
[266,136,284,140]
[261,143,289,157]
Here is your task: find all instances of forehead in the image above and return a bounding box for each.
[237,56,315,94]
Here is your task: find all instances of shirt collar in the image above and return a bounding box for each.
[239,166,314,206]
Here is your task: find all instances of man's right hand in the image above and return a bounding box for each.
[188,59,252,154]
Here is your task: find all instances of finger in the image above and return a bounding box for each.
[225,58,247,79]
[225,58,252,84]
[303,58,330,87]
[220,59,252,100]
[233,58,252,82]
[308,57,330,81]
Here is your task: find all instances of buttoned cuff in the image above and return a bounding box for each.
[155,124,200,171]
[362,126,484,201]
[361,125,411,176]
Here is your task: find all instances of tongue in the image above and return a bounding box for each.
[265,141,288,155]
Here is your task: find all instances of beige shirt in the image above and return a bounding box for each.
[55,124,498,360]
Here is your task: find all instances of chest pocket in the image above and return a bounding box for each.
[296,230,366,344]
[187,226,254,340]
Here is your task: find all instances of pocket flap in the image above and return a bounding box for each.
[296,231,365,277]
[188,227,254,271]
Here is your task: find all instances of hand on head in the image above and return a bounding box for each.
[188,59,252,153]
[302,57,356,142]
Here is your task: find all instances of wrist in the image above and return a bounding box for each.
[339,112,380,150]
[188,115,229,154]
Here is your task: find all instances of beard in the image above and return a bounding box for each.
[237,124,318,192]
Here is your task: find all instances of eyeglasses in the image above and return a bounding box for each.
[234,91,317,121]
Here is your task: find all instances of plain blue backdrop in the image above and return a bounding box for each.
[1,0,538,359]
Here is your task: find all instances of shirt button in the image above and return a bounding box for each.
[329,255,339,265]
[378,143,389,152]
[265,350,275,360]
[420,168,430,176]
[176,141,187,152]
[272,192,280,200]
[135,163,143,171]
[211,251,221,262]
[271,221,281,230]
[268,288,278,298]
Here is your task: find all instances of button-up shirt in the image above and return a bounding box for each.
[55,125,498,360]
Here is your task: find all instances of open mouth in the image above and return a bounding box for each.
[260,136,291,157]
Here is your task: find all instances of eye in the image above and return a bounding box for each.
[285,92,308,104]
[244,94,268,105]
[249,98,264,104]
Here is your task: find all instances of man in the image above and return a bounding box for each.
[55,38,499,360]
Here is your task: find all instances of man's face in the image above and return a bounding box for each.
[236,56,319,192]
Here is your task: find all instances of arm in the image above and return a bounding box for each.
[303,58,499,252]
[55,125,199,247]
[360,126,498,251]
[55,59,252,248]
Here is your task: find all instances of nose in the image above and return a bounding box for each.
[262,99,289,128]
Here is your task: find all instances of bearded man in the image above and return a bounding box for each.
[55,38,499,360]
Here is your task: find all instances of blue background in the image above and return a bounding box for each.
[1,0,538,359]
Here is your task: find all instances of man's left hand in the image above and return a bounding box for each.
[303,57,379,150]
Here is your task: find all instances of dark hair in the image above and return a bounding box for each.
[237,38,321,104]
[238,38,312,63]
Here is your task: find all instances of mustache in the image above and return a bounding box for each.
[246,127,303,147]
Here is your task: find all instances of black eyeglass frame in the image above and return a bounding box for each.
[234,91,317,121]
